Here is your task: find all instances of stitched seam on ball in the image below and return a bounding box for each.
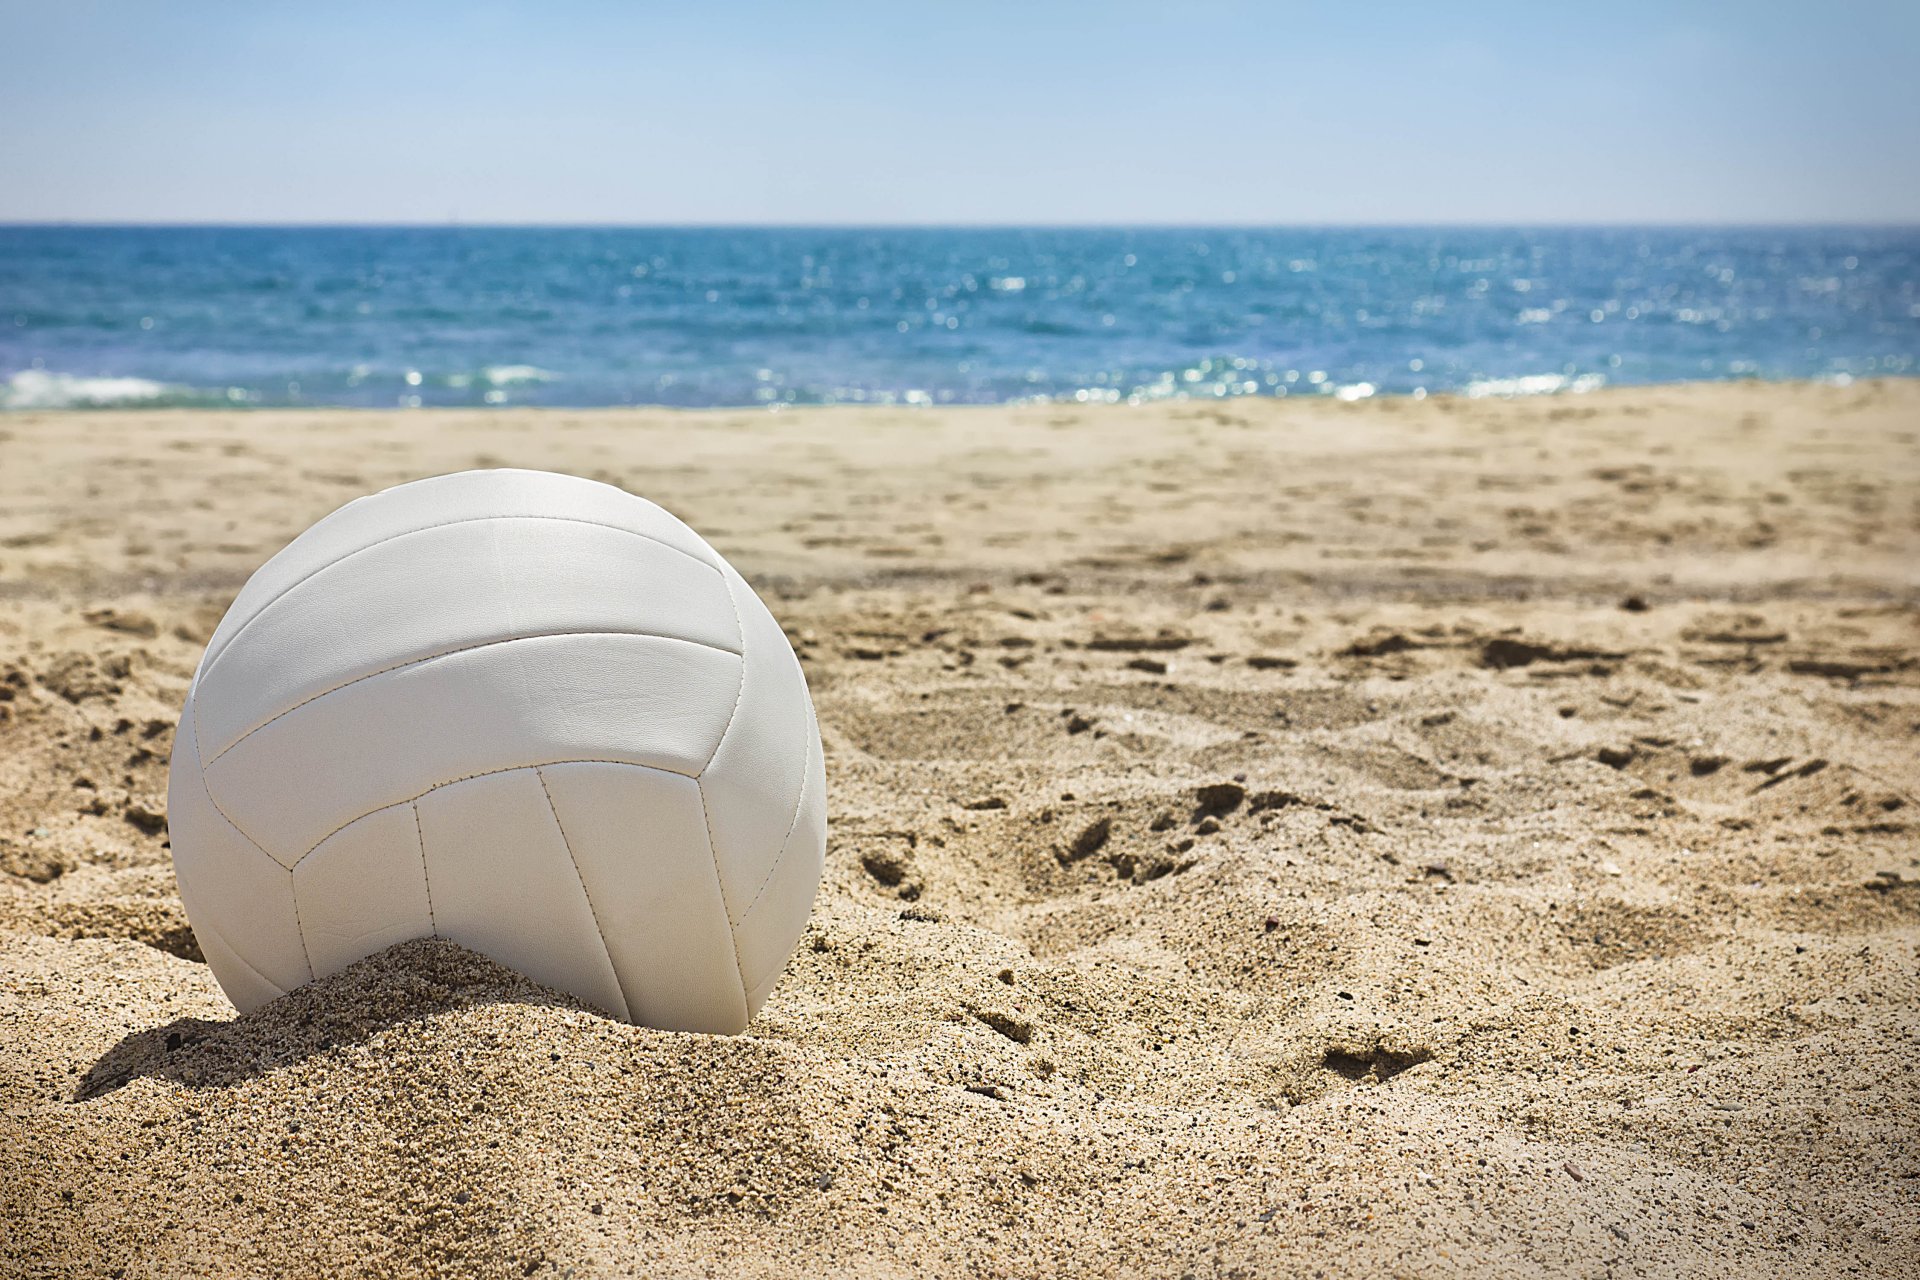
[743,968,779,1011]
[199,513,725,687]
[735,718,815,927]
[192,704,303,873]
[284,862,319,984]
[695,778,752,1020]
[701,569,751,774]
[194,767,303,875]
[205,629,743,766]
[290,758,699,867]
[193,914,289,1001]
[411,801,438,938]
[535,766,635,1024]
[191,694,313,980]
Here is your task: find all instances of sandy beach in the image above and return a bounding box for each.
[1,379,1916,1277]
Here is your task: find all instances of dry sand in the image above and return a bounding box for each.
[1,380,1916,1278]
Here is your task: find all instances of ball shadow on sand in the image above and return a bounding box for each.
[73,939,601,1102]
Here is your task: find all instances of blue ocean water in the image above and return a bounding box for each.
[1,226,1914,410]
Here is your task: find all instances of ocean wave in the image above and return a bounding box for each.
[0,369,247,410]
[1463,372,1606,399]
[482,364,558,386]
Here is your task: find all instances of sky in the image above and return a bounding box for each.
[3,1,1917,225]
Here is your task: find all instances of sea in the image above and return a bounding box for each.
[1,226,1914,410]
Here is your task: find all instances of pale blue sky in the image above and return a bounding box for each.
[3,1,1916,224]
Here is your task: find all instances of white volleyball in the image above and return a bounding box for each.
[166,469,826,1034]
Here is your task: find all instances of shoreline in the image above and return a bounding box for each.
[3,372,1914,416]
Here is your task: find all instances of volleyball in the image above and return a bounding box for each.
[166,468,825,1034]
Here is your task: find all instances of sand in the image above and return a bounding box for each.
[1,380,1916,1278]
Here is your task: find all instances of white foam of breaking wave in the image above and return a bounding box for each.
[481,364,557,386]
[1464,372,1606,399]
[1,369,178,409]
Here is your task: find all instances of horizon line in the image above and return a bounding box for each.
[4,218,1919,232]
